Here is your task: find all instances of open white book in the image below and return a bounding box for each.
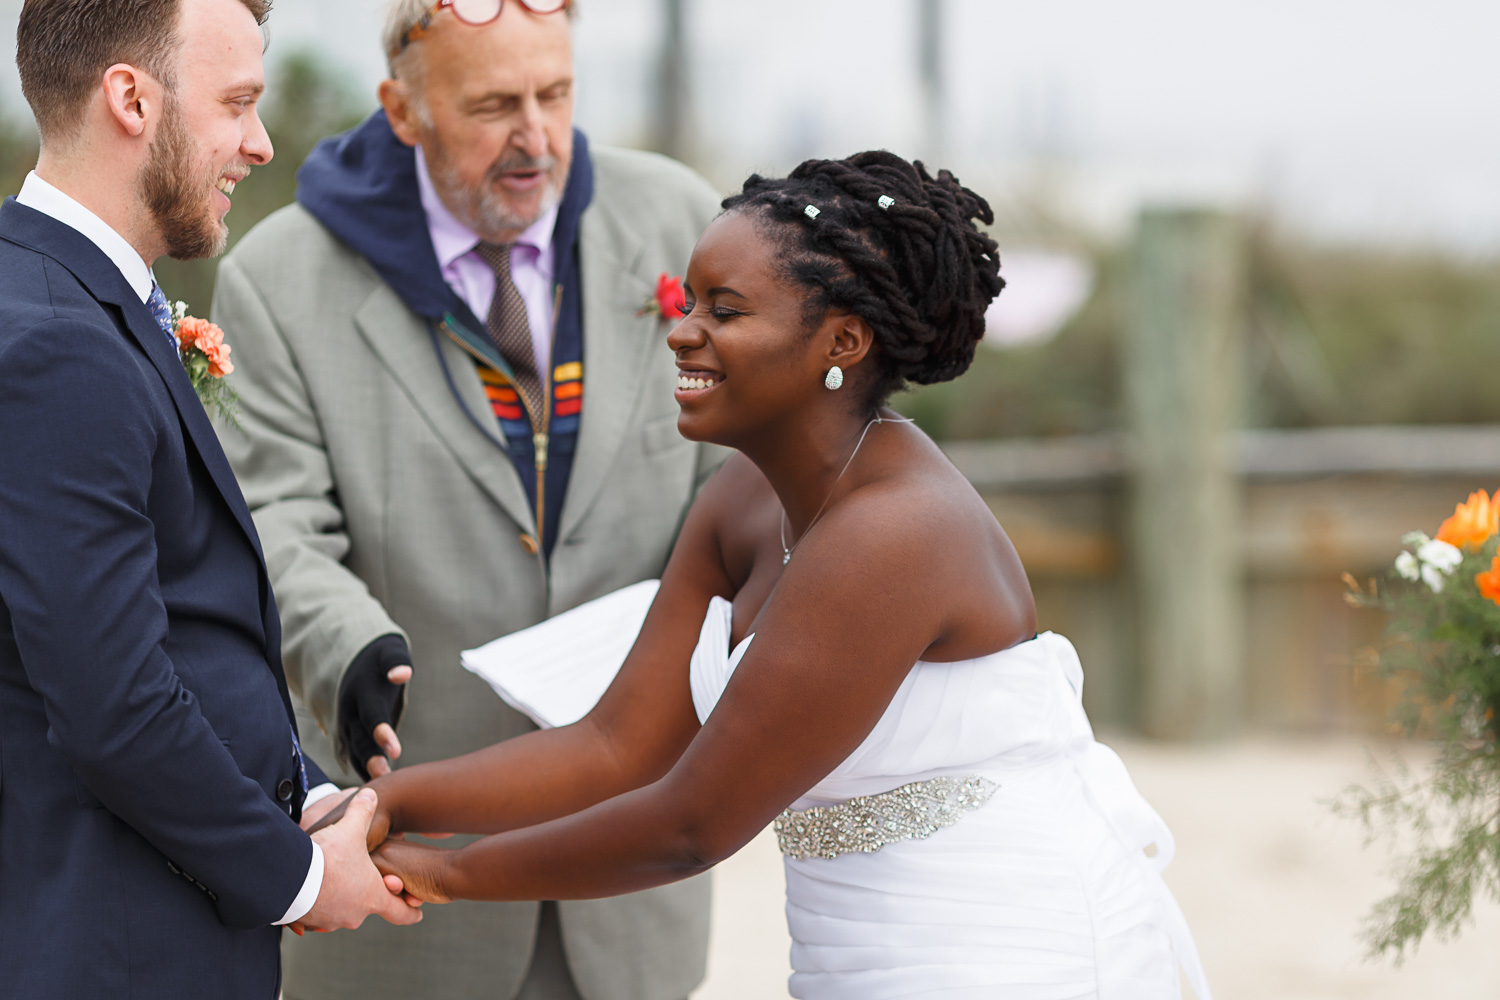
[460,580,660,729]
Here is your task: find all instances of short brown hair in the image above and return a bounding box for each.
[17,0,272,141]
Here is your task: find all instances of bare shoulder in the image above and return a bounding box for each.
[795,436,1036,659]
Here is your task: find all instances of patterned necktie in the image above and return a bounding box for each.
[289,725,308,798]
[475,242,544,429]
[146,283,179,354]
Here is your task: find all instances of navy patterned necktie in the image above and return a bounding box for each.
[290,725,308,798]
[146,283,179,354]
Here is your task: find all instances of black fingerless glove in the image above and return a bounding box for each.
[337,633,411,781]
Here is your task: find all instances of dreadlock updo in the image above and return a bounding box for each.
[721,150,1004,404]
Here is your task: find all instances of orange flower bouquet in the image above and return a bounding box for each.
[1338,489,1500,959]
[170,301,239,426]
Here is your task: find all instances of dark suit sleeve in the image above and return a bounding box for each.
[0,317,313,929]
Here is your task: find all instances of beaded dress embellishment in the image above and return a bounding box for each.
[774,775,999,861]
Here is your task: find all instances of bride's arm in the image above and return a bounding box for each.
[359,460,750,841]
[376,478,1031,902]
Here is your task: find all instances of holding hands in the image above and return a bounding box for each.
[292,788,426,934]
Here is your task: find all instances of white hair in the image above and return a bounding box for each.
[383,0,432,77]
[383,0,578,78]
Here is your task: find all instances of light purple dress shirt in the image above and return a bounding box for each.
[415,146,559,380]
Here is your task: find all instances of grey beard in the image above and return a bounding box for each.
[436,154,563,240]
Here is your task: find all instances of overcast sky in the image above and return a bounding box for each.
[1,0,1496,250]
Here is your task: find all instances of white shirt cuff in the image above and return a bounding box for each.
[303,782,342,809]
[275,841,325,926]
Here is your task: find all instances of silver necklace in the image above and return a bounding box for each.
[779,413,914,565]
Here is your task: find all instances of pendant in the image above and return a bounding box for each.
[783,551,791,565]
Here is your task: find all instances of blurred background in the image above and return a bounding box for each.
[3,0,1498,994]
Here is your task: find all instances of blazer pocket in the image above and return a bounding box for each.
[641,414,689,456]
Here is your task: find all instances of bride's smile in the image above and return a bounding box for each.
[339,150,1212,1000]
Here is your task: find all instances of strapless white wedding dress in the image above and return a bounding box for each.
[689,597,1211,1000]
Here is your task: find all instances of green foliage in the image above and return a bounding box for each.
[153,49,371,312]
[1335,536,1500,960]
[0,52,372,312]
[897,243,1126,439]
[0,51,370,312]
[179,347,241,429]
[896,229,1500,438]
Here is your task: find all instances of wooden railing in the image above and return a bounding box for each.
[942,425,1500,735]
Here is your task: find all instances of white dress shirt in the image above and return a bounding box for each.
[16,170,331,926]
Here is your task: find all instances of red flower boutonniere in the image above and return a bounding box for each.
[171,300,240,426]
[637,272,687,321]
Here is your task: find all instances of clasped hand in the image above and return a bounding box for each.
[288,788,427,934]
[301,786,456,926]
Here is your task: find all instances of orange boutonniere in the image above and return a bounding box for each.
[170,301,239,426]
[1435,489,1499,551]
[636,273,687,321]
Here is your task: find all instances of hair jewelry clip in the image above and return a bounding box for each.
[878,195,896,210]
[804,205,821,220]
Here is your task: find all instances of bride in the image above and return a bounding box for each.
[351,151,1211,999]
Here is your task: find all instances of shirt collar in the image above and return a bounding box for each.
[16,171,156,303]
[414,145,558,274]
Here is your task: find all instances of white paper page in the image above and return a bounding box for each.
[460,580,660,729]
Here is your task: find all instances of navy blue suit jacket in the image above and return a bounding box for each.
[0,199,327,999]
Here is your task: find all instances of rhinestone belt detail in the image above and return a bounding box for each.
[773,775,999,861]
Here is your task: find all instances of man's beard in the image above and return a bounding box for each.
[139,97,233,261]
[430,141,564,240]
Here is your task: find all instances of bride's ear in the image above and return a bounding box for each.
[824,314,875,371]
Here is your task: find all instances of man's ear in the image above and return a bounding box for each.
[101,63,154,139]
[378,78,423,148]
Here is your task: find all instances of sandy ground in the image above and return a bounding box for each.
[691,735,1500,1000]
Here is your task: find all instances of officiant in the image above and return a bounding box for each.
[211,1,724,998]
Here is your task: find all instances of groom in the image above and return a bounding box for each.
[0,1,421,997]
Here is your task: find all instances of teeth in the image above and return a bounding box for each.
[677,375,719,391]
[216,177,237,195]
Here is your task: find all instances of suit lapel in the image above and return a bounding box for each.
[0,201,280,656]
[351,283,538,533]
[557,220,666,542]
[119,294,273,567]
[119,282,285,660]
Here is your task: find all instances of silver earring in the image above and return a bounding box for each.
[824,366,845,391]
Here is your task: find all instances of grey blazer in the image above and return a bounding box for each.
[212,146,727,1000]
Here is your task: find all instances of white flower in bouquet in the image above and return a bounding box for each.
[1419,538,1464,573]
[1337,489,1500,961]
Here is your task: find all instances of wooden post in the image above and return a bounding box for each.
[1125,208,1246,739]
[651,0,690,163]
[917,0,945,162]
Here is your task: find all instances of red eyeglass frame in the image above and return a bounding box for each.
[399,0,572,53]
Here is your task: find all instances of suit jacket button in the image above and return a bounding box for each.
[277,779,295,802]
[519,533,539,555]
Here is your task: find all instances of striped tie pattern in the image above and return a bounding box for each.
[475,242,544,429]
